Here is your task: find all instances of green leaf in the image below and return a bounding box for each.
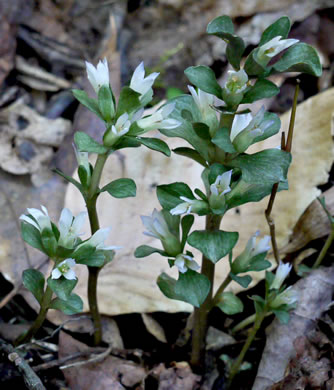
[185,66,222,98]
[98,85,115,122]
[116,86,141,118]
[273,42,322,77]
[50,294,83,315]
[74,132,108,154]
[273,309,290,324]
[159,95,213,162]
[181,215,194,251]
[157,270,210,307]
[137,137,171,157]
[40,228,58,257]
[187,230,239,264]
[113,136,141,150]
[47,277,77,301]
[229,149,291,185]
[21,222,44,253]
[216,292,244,315]
[101,178,136,198]
[212,127,237,153]
[192,123,211,140]
[241,79,280,104]
[259,16,291,45]
[72,89,103,120]
[22,269,45,305]
[230,272,252,288]
[134,245,168,258]
[208,163,229,185]
[206,15,245,70]
[173,147,208,167]
[76,250,106,267]
[244,50,267,76]
[157,182,194,210]
[249,256,271,272]
[53,168,84,195]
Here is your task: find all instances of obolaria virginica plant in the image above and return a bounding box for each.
[134,15,321,379]
[17,60,180,345]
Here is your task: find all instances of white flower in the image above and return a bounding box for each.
[270,262,292,290]
[210,170,233,197]
[51,258,76,280]
[111,113,131,137]
[76,227,121,251]
[170,197,197,216]
[174,254,200,273]
[257,36,299,65]
[224,69,248,95]
[137,103,181,131]
[271,286,298,308]
[58,208,87,248]
[73,143,91,184]
[188,86,215,114]
[130,62,159,97]
[85,58,110,94]
[230,107,272,143]
[20,205,52,232]
[141,209,171,240]
[244,231,271,258]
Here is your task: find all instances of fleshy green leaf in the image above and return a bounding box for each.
[173,147,208,167]
[241,79,280,104]
[47,277,77,301]
[216,292,244,315]
[72,89,103,120]
[137,137,171,156]
[76,250,106,267]
[74,132,108,154]
[22,269,45,305]
[228,149,291,185]
[101,178,136,198]
[192,123,211,140]
[134,245,168,258]
[273,309,290,324]
[113,136,141,150]
[116,86,141,118]
[98,85,115,122]
[272,42,322,77]
[40,228,58,257]
[50,294,83,315]
[185,66,222,98]
[259,16,291,45]
[159,95,213,162]
[157,182,194,210]
[230,272,252,288]
[157,270,210,307]
[187,230,239,264]
[206,15,245,70]
[244,50,267,76]
[181,215,194,251]
[21,222,45,253]
[212,127,237,153]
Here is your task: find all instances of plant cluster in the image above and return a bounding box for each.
[18,14,321,385]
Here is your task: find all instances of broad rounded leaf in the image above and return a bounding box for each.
[50,294,83,315]
[116,86,141,118]
[157,270,210,307]
[185,66,222,98]
[216,292,244,315]
[47,277,77,301]
[173,147,208,167]
[74,132,108,154]
[259,16,291,45]
[101,178,136,198]
[135,245,168,258]
[230,272,252,288]
[273,43,322,77]
[72,89,103,120]
[137,137,171,157]
[157,182,194,210]
[241,79,280,104]
[187,230,239,263]
[98,85,114,122]
[21,222,44,253]
[22,269,45,305]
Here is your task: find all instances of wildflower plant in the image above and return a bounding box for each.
[134,15,321,371]
[18,59,179,345]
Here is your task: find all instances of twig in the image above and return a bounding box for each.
[265,81,300,263]
[0,338,46,390]
[60,344,113,370]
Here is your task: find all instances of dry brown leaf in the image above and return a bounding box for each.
[64,88,334,316]
[141,314,167,343]
[58,332,146,390]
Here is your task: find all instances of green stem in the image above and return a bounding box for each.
[228,311,266,388]
[191,214,222,368]
[86,152,109,345]
[232,311,273,334]
[15,286,53,346]
[211,274,232,309]
[312,224,334,269]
